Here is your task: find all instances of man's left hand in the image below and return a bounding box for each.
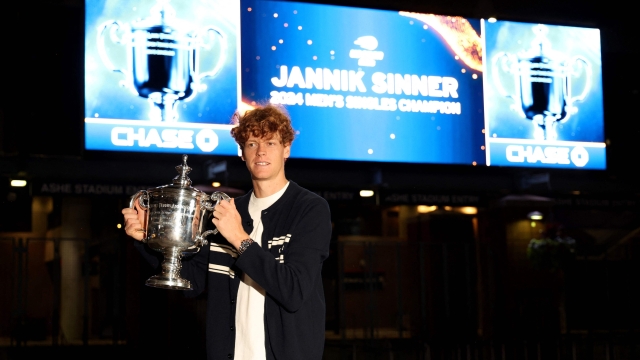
[212,198,250,250]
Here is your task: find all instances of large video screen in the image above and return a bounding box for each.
[241,0,486,165]
[84,0,606,170]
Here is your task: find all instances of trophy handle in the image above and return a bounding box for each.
[566,55,592,111]
[97,20,129,78]
[199,191,231,238]
[129,190,149,209]
[491,52,518,102]
[129,190,150,243]
[492,52,529,118]
[193,26,228,89]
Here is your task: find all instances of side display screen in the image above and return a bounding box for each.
[84,0,242,155]
[483,20,605,169]
[84,0,606,170]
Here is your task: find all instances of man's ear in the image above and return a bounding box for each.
[284,143,291,159]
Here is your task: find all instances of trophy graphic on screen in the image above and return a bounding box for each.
[97,0,227,122]
[492,24,591,140]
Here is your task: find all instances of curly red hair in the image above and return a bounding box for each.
[230,103,295,148]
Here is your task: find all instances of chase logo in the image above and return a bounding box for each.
[505,145,589,167]
[349,36,384,67]
[110,127,219,152]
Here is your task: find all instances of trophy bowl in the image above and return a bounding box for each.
[130,154,229,290]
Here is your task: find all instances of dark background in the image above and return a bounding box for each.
[1,0,640,359]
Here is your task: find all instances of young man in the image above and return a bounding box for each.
[122,104,332,360]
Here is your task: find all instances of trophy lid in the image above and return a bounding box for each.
[519,24,564,63]
[172,154,193,188]
[131,0,194,34]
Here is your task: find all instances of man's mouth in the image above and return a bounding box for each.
[255,161,270,166]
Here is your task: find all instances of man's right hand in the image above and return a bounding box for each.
[122,200,147,241]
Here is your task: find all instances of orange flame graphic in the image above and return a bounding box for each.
[399,12,483,72]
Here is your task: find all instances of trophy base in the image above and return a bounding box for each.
[145,275,192,290]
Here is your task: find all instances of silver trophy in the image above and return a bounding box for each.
[97,0,227,122]
[130,154,230,290]
[492,24,592,140]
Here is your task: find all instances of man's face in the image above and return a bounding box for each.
[242,134,291,182]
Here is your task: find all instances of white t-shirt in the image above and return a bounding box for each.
[234,182,290,360]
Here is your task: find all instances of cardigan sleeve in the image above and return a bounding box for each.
[179,243,210,297]
[133,240,162,269]
[234,196,331,312]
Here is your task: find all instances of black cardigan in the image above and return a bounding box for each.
[135,181,332,360]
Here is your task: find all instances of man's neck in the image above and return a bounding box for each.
[252,177,289,198]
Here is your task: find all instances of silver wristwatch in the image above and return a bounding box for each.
[238,238,253,255]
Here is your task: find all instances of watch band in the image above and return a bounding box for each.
[238,238,254,255]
